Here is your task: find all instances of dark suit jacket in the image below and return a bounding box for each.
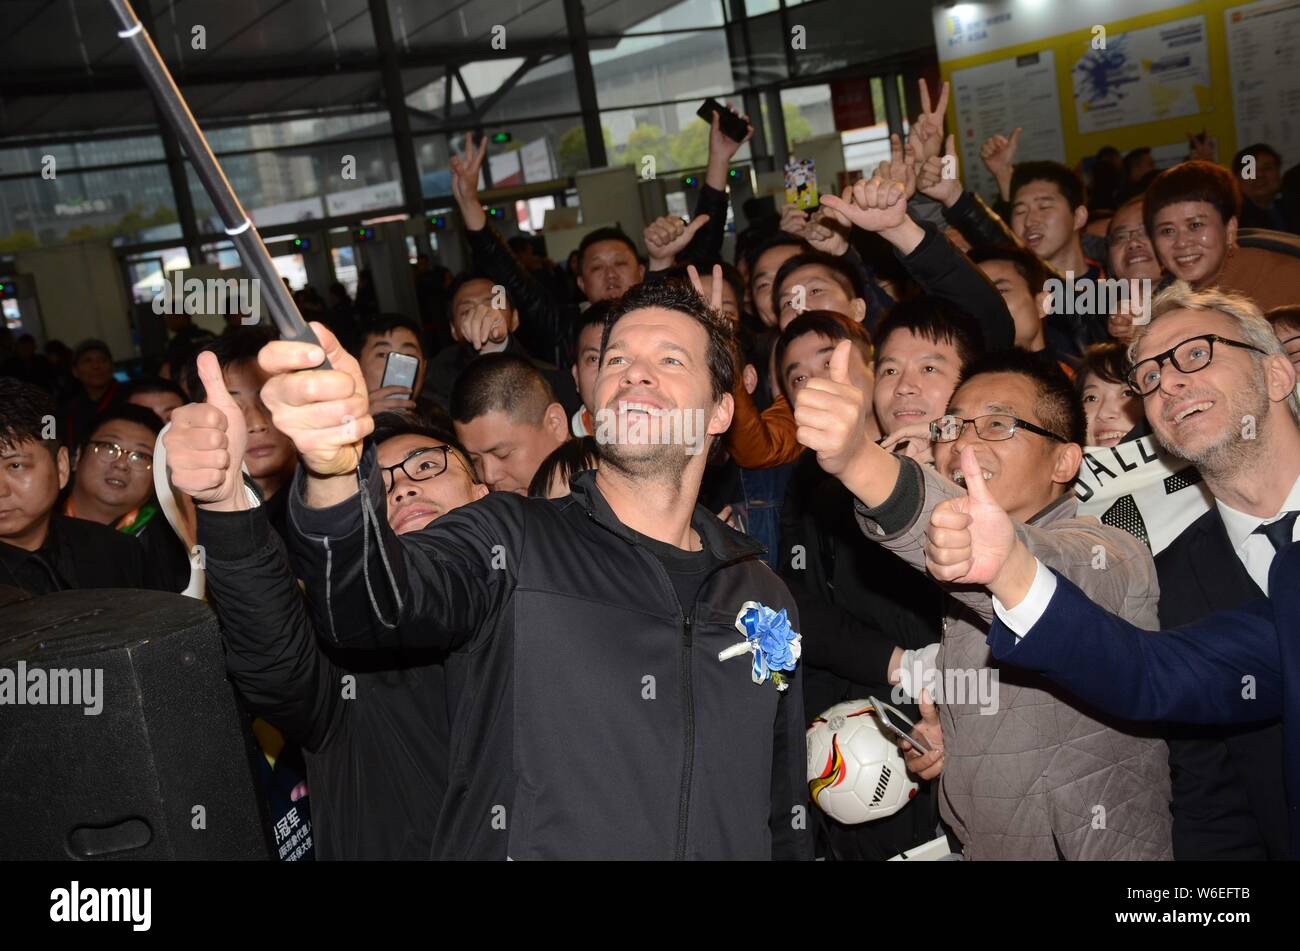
[986,543,1300,860]
[1155,509,1289,860]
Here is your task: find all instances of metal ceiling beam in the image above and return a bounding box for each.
[450,67,477,114]
[470,55,541,122]
[138,0,202,263]
[1,39,576,97]
[367,0,424,217]
[563,0,606,168]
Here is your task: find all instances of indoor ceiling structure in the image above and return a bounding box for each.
[0,0,688,141]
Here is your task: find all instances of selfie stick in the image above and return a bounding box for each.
[106,0,328,365]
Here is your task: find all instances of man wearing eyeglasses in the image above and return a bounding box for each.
[1116,281,1300,861]
[0,379,161,596]
[62,404,190,592]
[795,341,1174,860]
[169,352,487,857]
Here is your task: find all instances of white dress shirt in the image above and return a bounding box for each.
[1215,476,1300,596]
[992,559,1059,639]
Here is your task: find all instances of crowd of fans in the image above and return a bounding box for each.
[3,81,1300,862]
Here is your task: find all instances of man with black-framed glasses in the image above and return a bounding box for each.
[794,343,1173,860]
[170,383,487,858]
[375,423,486,534]
[1118,281,1300,861]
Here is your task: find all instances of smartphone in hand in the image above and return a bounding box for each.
[696,97,749,143]
[380,351,420,399]
[867,695,931,754]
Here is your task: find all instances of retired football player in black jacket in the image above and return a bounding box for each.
[251,278,812,861]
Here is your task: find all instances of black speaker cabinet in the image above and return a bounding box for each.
[0,588,269,859]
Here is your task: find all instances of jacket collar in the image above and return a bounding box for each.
[1026,491,1078,527]
[567,468,765,563]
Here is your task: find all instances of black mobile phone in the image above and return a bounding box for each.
[697,98,749,143]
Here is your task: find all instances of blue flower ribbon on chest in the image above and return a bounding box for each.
[718,601,801,691]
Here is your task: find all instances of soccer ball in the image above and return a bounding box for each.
[806,699,919,824]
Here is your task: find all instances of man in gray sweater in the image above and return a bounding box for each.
[794,340,1172,859]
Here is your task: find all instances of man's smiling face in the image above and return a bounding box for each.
[593,306,731,476]
[873,328,963,436]
[1011,179,1082,263]
[932,371,1075,522]
[1132,308,1272,469]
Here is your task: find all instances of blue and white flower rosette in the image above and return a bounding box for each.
[718,601,801,691]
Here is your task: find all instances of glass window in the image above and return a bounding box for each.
[486,56,582,122]
[593,31,734,111]
[728,8,789,84]
[186,138,402,235]
[0,135,166,176]
[404,70,448,118]
[780,85,834,144]
[0,164,180,251]
[417,116,586,195]
[125,248,193,305]
[200,114,393,155]
[588,0,726,35]
[388,0,567,48]
[405,58,581,128]
[743,0,781,14]
[330,243,359,297]
[601,103,751,175]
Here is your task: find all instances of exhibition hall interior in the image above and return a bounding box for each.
[1,0,1298,903]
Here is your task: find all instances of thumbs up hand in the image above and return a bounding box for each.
[163,350,248,511]
[925,444,1018,586]
[898,689,945,780]
[793,339,871,479]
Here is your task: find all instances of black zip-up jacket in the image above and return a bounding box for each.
[897,221,1015,352]
[0,514,156,595]
[198,504,450,860]
[285,453,813,860]
[465,222,574,371]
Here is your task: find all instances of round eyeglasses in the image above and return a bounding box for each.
[87,440,152,471]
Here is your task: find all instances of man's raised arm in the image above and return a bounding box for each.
[258,323,518,652]
[923,446,1287,726]
[792,338,903,508]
